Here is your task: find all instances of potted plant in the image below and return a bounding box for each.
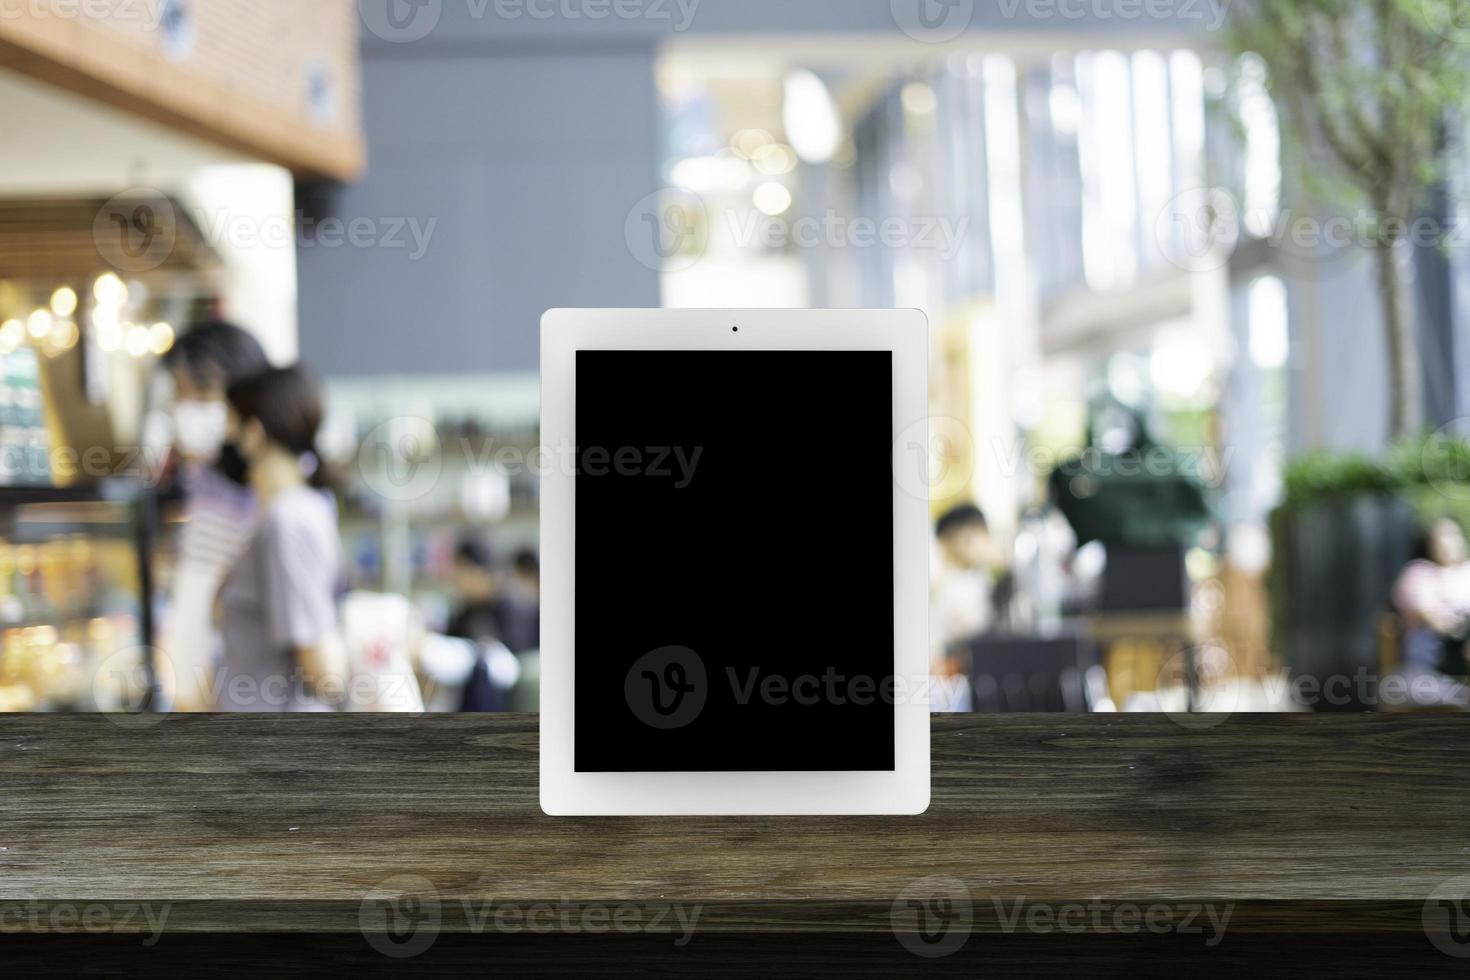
[1271,437,1470,706]
[1231,2,1470,704]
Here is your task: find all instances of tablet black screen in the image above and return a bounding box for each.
[574,350,896,772]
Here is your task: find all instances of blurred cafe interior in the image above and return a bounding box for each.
[0,0,1468,716]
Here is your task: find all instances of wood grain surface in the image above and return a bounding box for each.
[0,713,1466,935]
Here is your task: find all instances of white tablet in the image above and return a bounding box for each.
[539,309,930,816]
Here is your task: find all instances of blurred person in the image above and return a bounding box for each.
[157,320,271,710]
[930,503,1003,712]
[1394,516,1470,675]
[446,538,502,646]
[216,367,346,710]
[498,547,540,655]
[445,538,525,712]
[164,320,271,472]
[932,503,1000,647]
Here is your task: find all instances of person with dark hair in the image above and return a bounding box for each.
[445,538,515,713]
[215,366,346,710]
[446,539,501,646]
[498,547,540,655]
[930,502,1002,712]
[935,502,987,542]
[157,320,272,711]
[162,319,271,466]
[1394,516,1470,675]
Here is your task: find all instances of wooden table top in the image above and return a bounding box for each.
[1,713,1466,935]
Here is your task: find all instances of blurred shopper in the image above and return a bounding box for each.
[1394,517,1470,675]
[498,547,541,655]
[216,367,346,710]
[932,504,1000,647]
[930,503,1002,711]
[158,320,270,710]
[446,539,502,646]
[444,538,525,712]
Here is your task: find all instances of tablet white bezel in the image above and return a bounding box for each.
[540,308,930,816]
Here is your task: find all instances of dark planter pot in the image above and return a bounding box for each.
[1272,493,1417,711]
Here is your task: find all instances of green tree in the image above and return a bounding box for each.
[1230,0,1470,439]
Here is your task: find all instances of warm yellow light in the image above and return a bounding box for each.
[97,319,124,354]
[49,286,78,318]
[753,143,797,176]
[0,320,23,353]
[53,320,79,352]
[124,323,151,358]
[27,309,53,340]
[93,273,128,308]
[148,321,175,355]
[902,82,937,116]
[731,128,774,160]
[752,182,793,217]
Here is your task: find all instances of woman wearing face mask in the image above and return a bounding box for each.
[159,321,270,710]
[216,366,347,711]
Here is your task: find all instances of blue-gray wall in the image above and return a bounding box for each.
[298,43,660,375]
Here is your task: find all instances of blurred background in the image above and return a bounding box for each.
[1,0,1468,715]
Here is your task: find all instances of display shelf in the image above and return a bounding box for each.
[0,475,161,710]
